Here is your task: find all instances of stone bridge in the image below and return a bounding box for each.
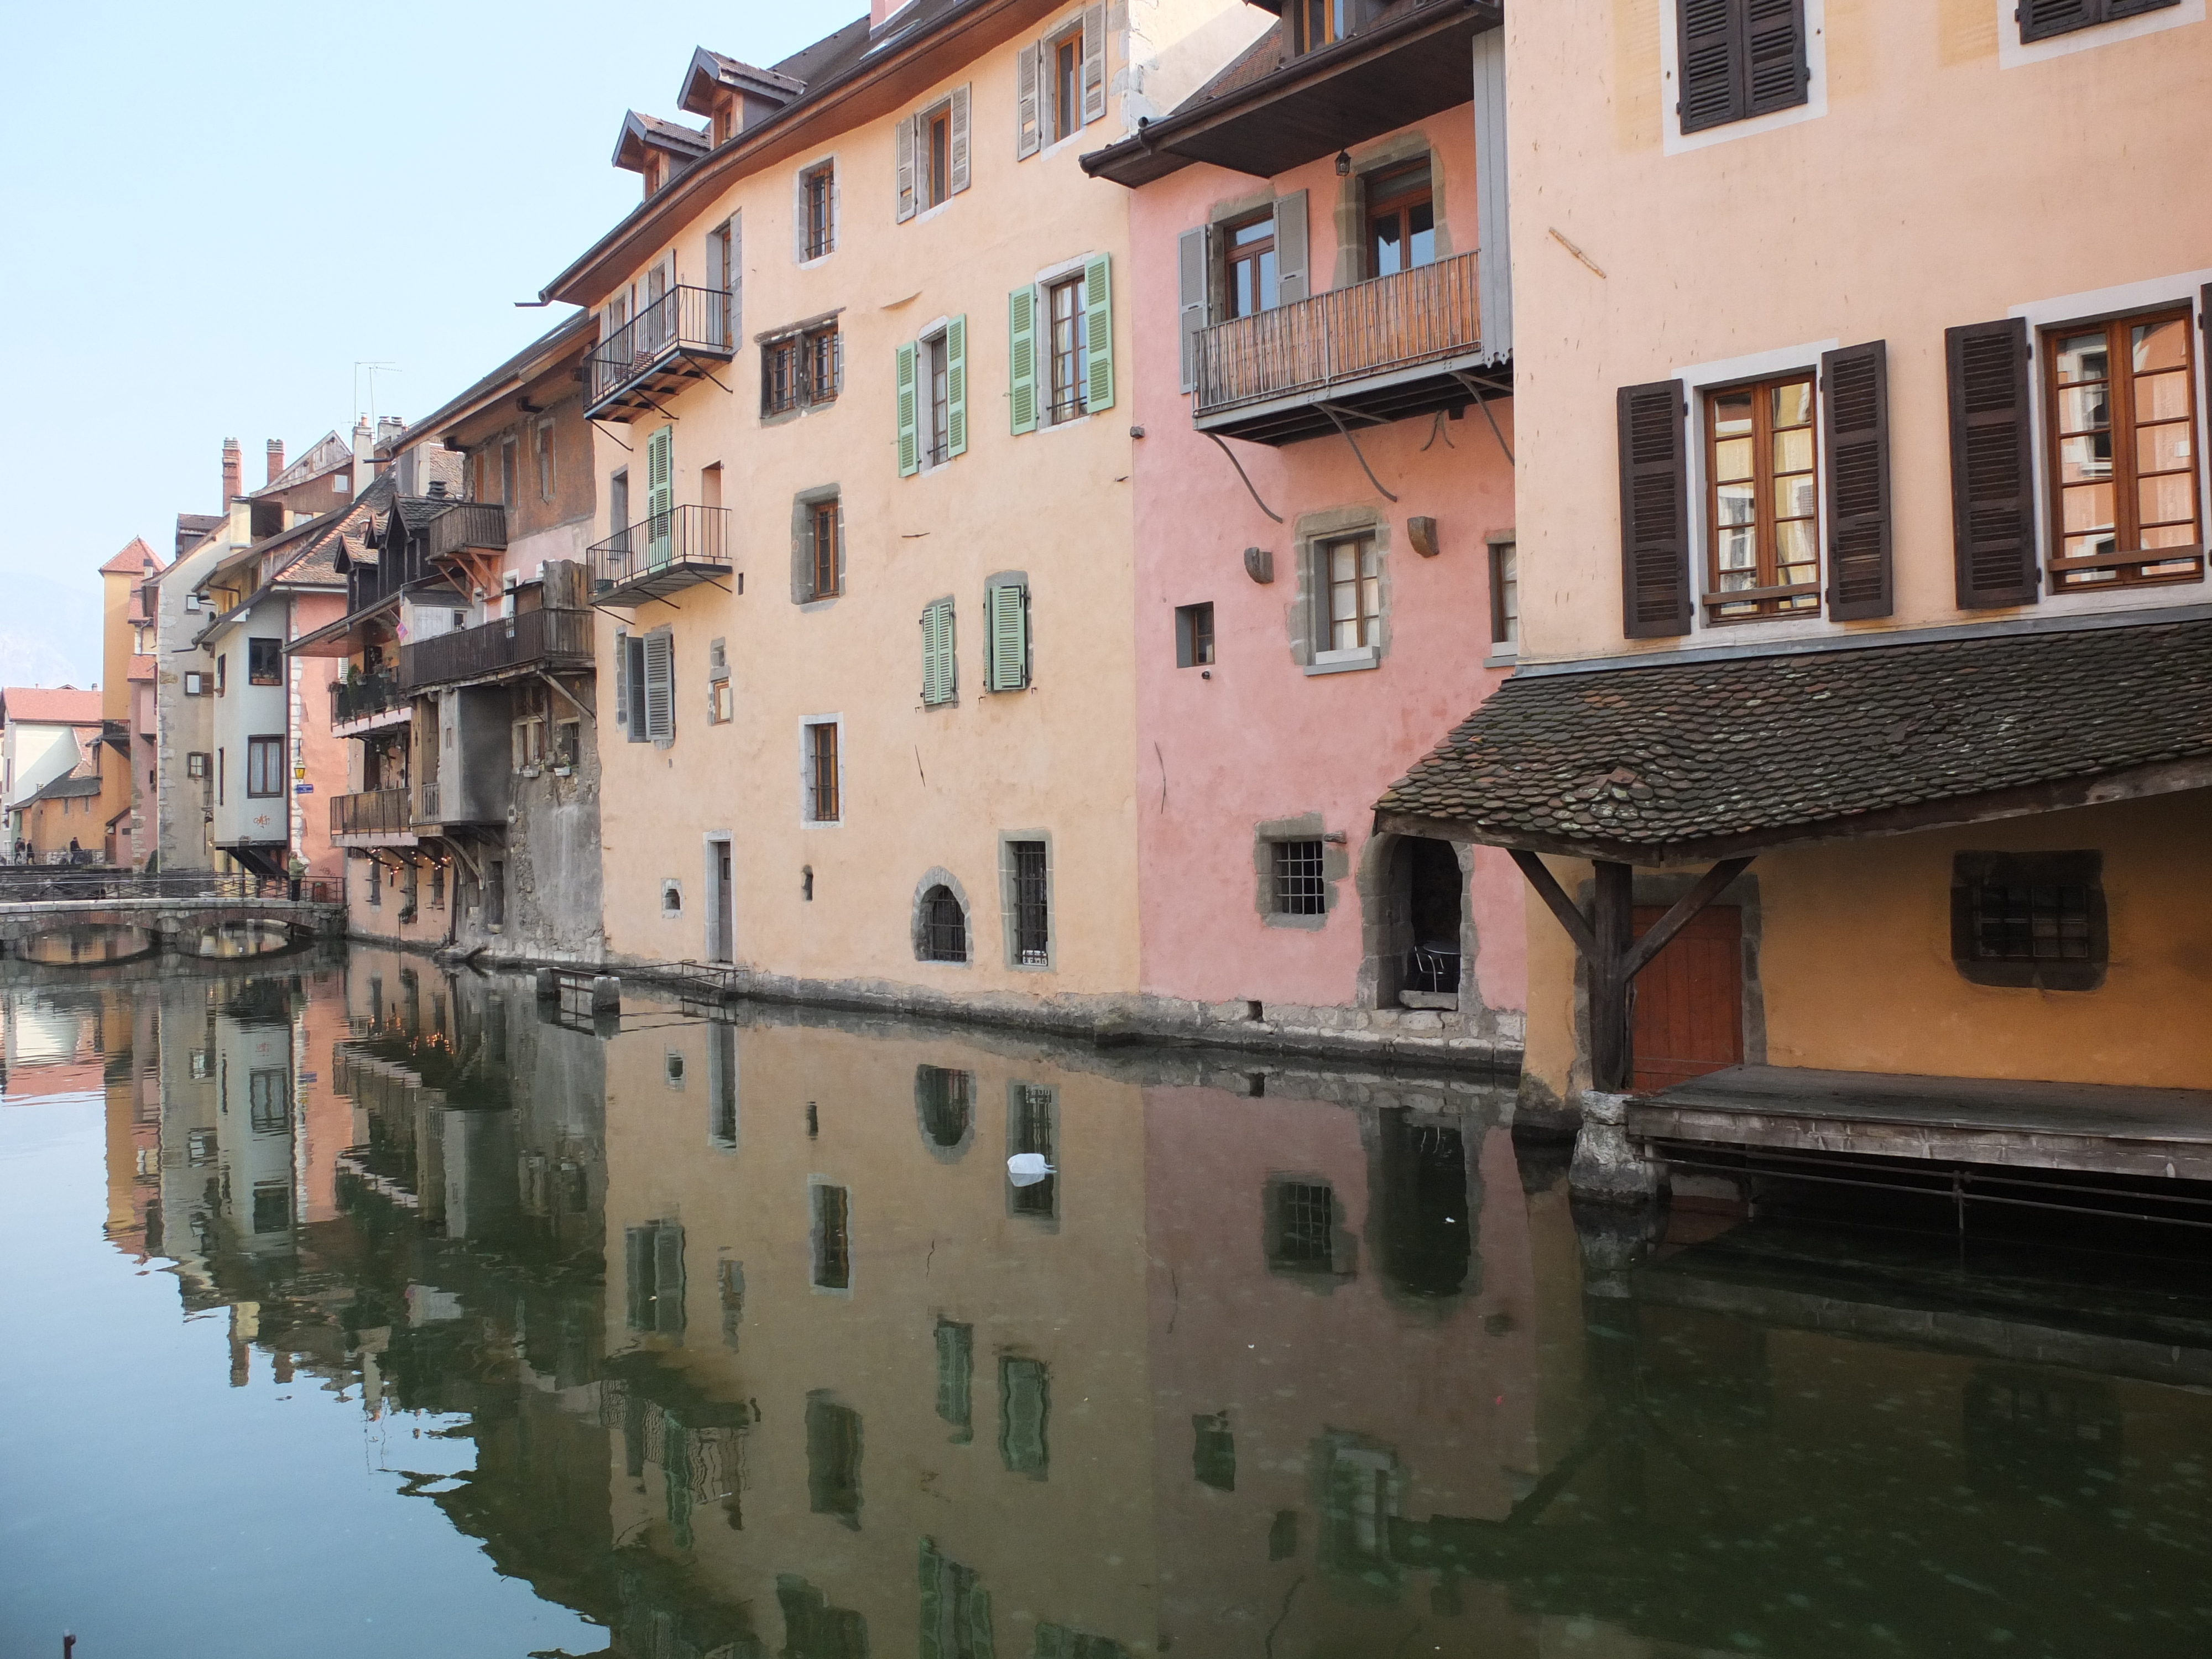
[0,894,347,957]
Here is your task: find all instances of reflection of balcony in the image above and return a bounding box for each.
[331,673,410,736]
[585,286,735,420]
[588,504,733,606]
[330,789,416,847]
[399,608,594,691]
[1194,252,1490,445]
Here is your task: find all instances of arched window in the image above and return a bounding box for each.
[922,884,967,962]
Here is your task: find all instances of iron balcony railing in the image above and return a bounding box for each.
[399,607,594,691]
[331,672,405,726]
[586,286,734,411]
[588,504,732,594]
[1194,251,1482,417]
[426,502,508,560]
[330,790,413,838]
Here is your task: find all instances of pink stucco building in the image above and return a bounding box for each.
[1086,3,1524,1058]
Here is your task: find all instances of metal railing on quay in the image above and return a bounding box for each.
[0,868,332,904]
[400,607,593,690]
[1195,251,1482,416]
[588,504,732,593]
[586,286,734,409]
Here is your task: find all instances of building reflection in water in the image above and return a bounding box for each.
[14,947,2204,1657]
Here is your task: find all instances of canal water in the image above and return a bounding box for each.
[3,947,2210,1658]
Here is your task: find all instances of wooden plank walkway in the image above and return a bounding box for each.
[1629,1064,2212,1181]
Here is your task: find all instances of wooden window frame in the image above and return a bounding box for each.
[1222,212,1277,321]
[805,720,841,823]
[1320,532,1381,651]
[1175,601,1215,667]
[808,499,842,600]
[801,163,835,259]
[1364,160,1434,280]
[247,636,283,686]
[244,734,285,799]
[1702,369,1822,622]
[535,418,556,502]
[1291,0,1352,54]
[1488,539,1519,648]
[1044,275,1085,425]
[762,322,841,418]
[1052,31,1081,143]
[926,106,952,208]
[925,332,951,466]
[2041,305,2203,592]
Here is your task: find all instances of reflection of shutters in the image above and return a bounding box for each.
[986,583,1029,692]
[625,1227,650,1330]
[935,1319,974,1437]
[1016,41,1042,158]
[1945,317,2038,609]
[654,1221,686,1335]
[1820,340,1892,619]
[1008,286,1038,435]
[645,425,674,566]
[1000,1357,1049,1476]
[644,629,675,743]
[896,343,920,477]
[896,113,917,222]
[921,598,956,705]
[1176,227,1208,395]
[945,314,968,457]
[1081,4,1107,124]
[1617,380,1692,638]
[1272,191,1308,305]
[1081,254,1113,413]
[949,85,971,194]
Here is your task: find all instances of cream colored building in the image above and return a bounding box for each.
[542,0,1266,1015]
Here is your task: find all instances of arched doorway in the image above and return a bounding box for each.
[1360,833,1467,1009]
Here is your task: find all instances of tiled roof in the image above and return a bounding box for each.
[27,772,102,804]
[2,687,101,727]
[126,655,155,682]
[253,432,353,496]
[100,537,161,577]
[1376,618,2212,859]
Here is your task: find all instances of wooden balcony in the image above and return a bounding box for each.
[585,286,736,421]
[330,789,418,848]
[588,504,733,607]
[426,502,507,560]
[330,672,411,737]
[1194,252,1497,445]
[398,607,594,692]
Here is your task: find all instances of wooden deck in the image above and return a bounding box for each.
[1629,1064,2212,1182]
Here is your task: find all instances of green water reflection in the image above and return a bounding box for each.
[3,946,2210,1658]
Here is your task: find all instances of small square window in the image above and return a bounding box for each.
[247,637,283,686]
[709,681,735,724]
[1950,852,2106,991]
[1175,602,1215,668]
[1271,839,1327,916]
[661,880,684,916]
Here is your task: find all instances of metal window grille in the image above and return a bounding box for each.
[1274,1181,1334,1267]
[1971,881,2094,962]
[1010,842,1049,963]
[924,887,967,962]
[807,327,839,401]
[1272,839,1327,915]
[1046,276,1084,422]
[811,502,839,598]
[917,1065,973,1146]
[1010,1083,1056,1217]
[804,167,834,259]
[926,335,951,465]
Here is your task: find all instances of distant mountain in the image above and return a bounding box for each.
[1,573,105,690]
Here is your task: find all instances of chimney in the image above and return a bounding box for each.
[377,415,405,449]
[221,437,243,507]
[265,439,285,485]
[352,416,374,499]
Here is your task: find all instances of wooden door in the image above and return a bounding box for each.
[1631,904,1743,1093]
[713,843,734,963]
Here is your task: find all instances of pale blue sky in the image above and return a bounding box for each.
[0,1,858,685]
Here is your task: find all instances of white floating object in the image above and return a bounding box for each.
[1006,1152,1055,1187]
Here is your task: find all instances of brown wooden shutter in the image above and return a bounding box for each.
[1820,340,1892,620]
[2017,0,2095,38]
[1946,317,2039,609]
[1618,380,1692,638]
[1678,0,1741,132]
[1744,0,1809,115]
[2106,0,2182,17]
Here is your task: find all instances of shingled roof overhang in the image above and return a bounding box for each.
[1374,617,2212,868]
[541,0,1070,308]
[1083,0,1498,188]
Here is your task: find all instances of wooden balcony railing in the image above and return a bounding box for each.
[330,790,413,838]
[586,286,735,414]
[426,502,507,560]
[398,607,593,691]
[331,672,405,726]
[1194,251,1482,418]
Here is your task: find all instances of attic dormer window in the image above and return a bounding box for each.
[645,155,665,196]
[1292,0,1352,53]
[716,98,738,145]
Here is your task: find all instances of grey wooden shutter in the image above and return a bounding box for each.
[1945,317,2039,609]
[1016,40,1042,157]
[896,114,917,222]
[613,628,629,727]
[1820,340,1892,620]
[1678,0,1742,132]
[1081,4,1108,125]
[727,215,742,342]
[644,628,675,742]
[2105,0,2182,17]
[949,85,971,194]
[1272,191,1308,306]
[2018,0,2095,32]
[1744,0,1809,116]
[1618,380,1693,638]
[1176,227,1209,395]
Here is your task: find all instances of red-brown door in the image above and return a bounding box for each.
[1631,905,1743,1093]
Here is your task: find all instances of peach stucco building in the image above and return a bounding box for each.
[542,0,1270,1018]
[1377,3,2212,1131]
[1086,1,1525,1059]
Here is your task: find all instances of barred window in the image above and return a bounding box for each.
[1009,841,1050,966]
[921,885,967,962]
[1951,852,2106,992]
[1270,1180,1335,1269]
[1272,839,1327,916]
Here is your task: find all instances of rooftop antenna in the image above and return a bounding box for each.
[352,361,400,427]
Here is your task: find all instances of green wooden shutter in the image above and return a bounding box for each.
[645,425,674,566]
[1081,254,1113,414]
[945,315,968,458]
[643,628,675,743]
[921,597,956,706]
[1008,286,1037,435]
[987,582,1028,692]
[896,342,920,477]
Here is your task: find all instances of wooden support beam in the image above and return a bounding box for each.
[1588,861,1635,1094]
[1509,849,1594,957]
[1623,857,1754,982]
